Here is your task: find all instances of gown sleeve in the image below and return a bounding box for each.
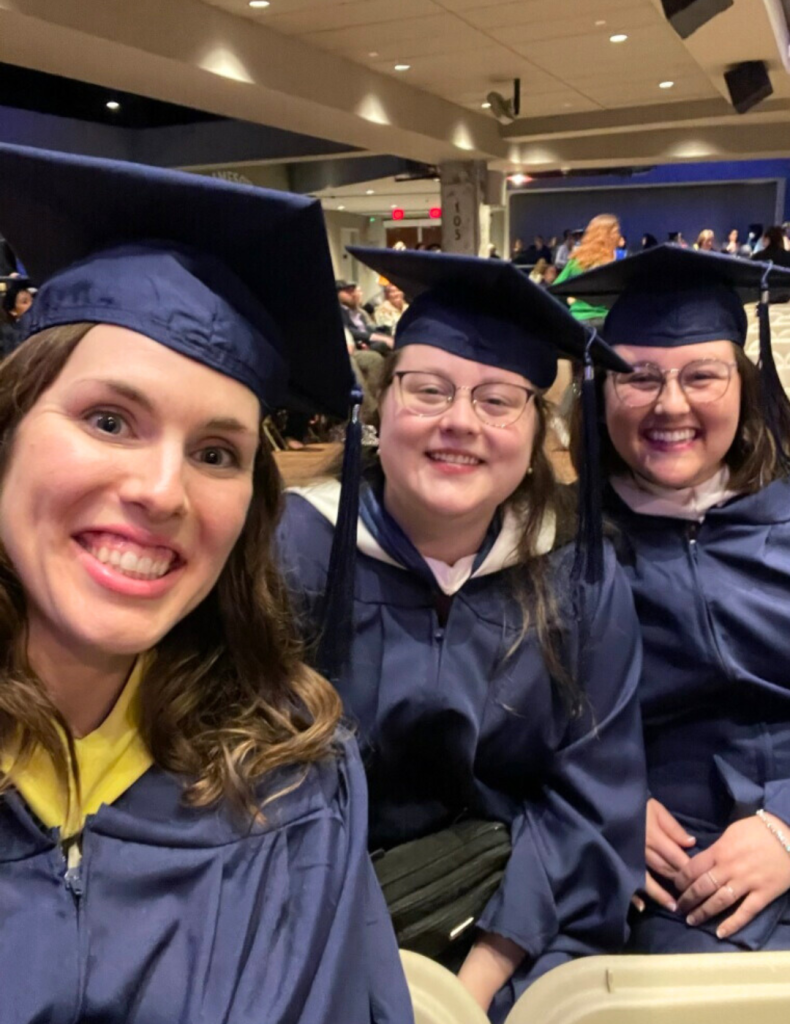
[476,544,647,964]
[281,735,414,1024]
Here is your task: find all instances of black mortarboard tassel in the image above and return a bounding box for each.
[572,330,605,586]
[317,386,364,681]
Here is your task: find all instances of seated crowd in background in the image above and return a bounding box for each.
[510,220,790,275]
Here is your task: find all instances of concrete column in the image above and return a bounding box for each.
[440,160,489,256]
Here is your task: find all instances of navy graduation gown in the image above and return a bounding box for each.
[278,493,647,1021]
[0,733,413,1024]
[607,477,790,952]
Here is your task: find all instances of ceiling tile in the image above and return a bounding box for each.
[265,0,442,35]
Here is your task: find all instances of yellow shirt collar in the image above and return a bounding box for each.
[1,656,154,837]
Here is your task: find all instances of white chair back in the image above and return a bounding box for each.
[399,950,490,1024]
[505,951,790,1024]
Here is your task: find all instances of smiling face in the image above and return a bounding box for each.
[0,325,260,661]
[377,344,537,549]
[603,341,742,488]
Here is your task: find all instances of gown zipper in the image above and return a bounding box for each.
[62,833,87,1023]
[685,522,732,681]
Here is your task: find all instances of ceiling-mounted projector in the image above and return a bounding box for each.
[486,78,521,121]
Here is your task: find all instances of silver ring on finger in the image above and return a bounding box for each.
[706,870,720,890]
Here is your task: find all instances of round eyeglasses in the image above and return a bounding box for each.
[611,359,738,409]
[394,371,535,427]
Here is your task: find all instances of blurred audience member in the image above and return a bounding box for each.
[374,283,409,332]
[336,279,392,354]
[554,228,574,269]
[615,234,629,260]
[668,231,688,247]
[0,279,33,355]
[751,226,790,267]
[641,233,658,250]
[523,234,552,265]
[541,264,558,287]
[528,257,548,283]
[723,228,740,254]
[487,243,502,259]
[511,238,527,264]
[695,228,716,251]
[553,213,620,327]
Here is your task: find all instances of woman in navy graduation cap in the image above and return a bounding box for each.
[0,144,413,1024]
[558,245,790,954]
[277,245,647,1021]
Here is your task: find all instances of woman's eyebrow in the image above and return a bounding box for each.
[204,416,258,437]
[81,379,257,436]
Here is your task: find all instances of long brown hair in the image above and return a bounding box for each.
[572,214,620,271]
[348,352,581,711]
[570,345,789,492]
[0,323,341,820]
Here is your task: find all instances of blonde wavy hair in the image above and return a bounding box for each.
[0,323,341,820]
[572,214,621,271]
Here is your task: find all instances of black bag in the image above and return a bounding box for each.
[372,819,512,962]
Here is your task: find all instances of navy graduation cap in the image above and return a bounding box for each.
[349,244,632,384]
[0,142,354,418]
[552,243,790,469]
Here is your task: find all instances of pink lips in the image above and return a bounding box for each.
[641,428,701,454]
[72,526,186,599]
[425,449,484,475]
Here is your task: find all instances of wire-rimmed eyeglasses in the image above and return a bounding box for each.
[610,359,738,409]
[394,371,535,427]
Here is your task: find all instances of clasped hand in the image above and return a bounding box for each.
[636,798,790,940]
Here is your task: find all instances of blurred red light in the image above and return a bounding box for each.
[429,207,442,219]
[392,207,405,220]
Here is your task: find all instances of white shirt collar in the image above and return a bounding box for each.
[610,466,740,522]
[289,480,556,595]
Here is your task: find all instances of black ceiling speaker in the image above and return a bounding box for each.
[660,0,733,38]
[725,61,773,114]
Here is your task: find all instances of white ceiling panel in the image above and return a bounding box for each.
[462,0,650,33]
[299,15,490,58]
[264,0,443,34]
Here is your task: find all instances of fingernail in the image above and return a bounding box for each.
[667,900,677,913]
[686,914,697,926]
[685,834,696,842]
[716,926,727,940]
[634,898,645,912]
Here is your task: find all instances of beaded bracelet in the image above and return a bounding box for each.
[756,809,790,857]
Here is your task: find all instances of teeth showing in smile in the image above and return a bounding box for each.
[428,452,481,465]
[80,531,178,581]
[645,429,697,443]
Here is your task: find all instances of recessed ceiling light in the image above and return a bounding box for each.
[106,101,120,111]
[481,101,491,109]
[609,33,628,43]
[595,19,606,26]
[366,189,375,194]
[394,64,411,72]
[338,205,346,211]
[391,203,397,208]
[659,80,675,89]
[369,51,379,57]
[248,1,270,8]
